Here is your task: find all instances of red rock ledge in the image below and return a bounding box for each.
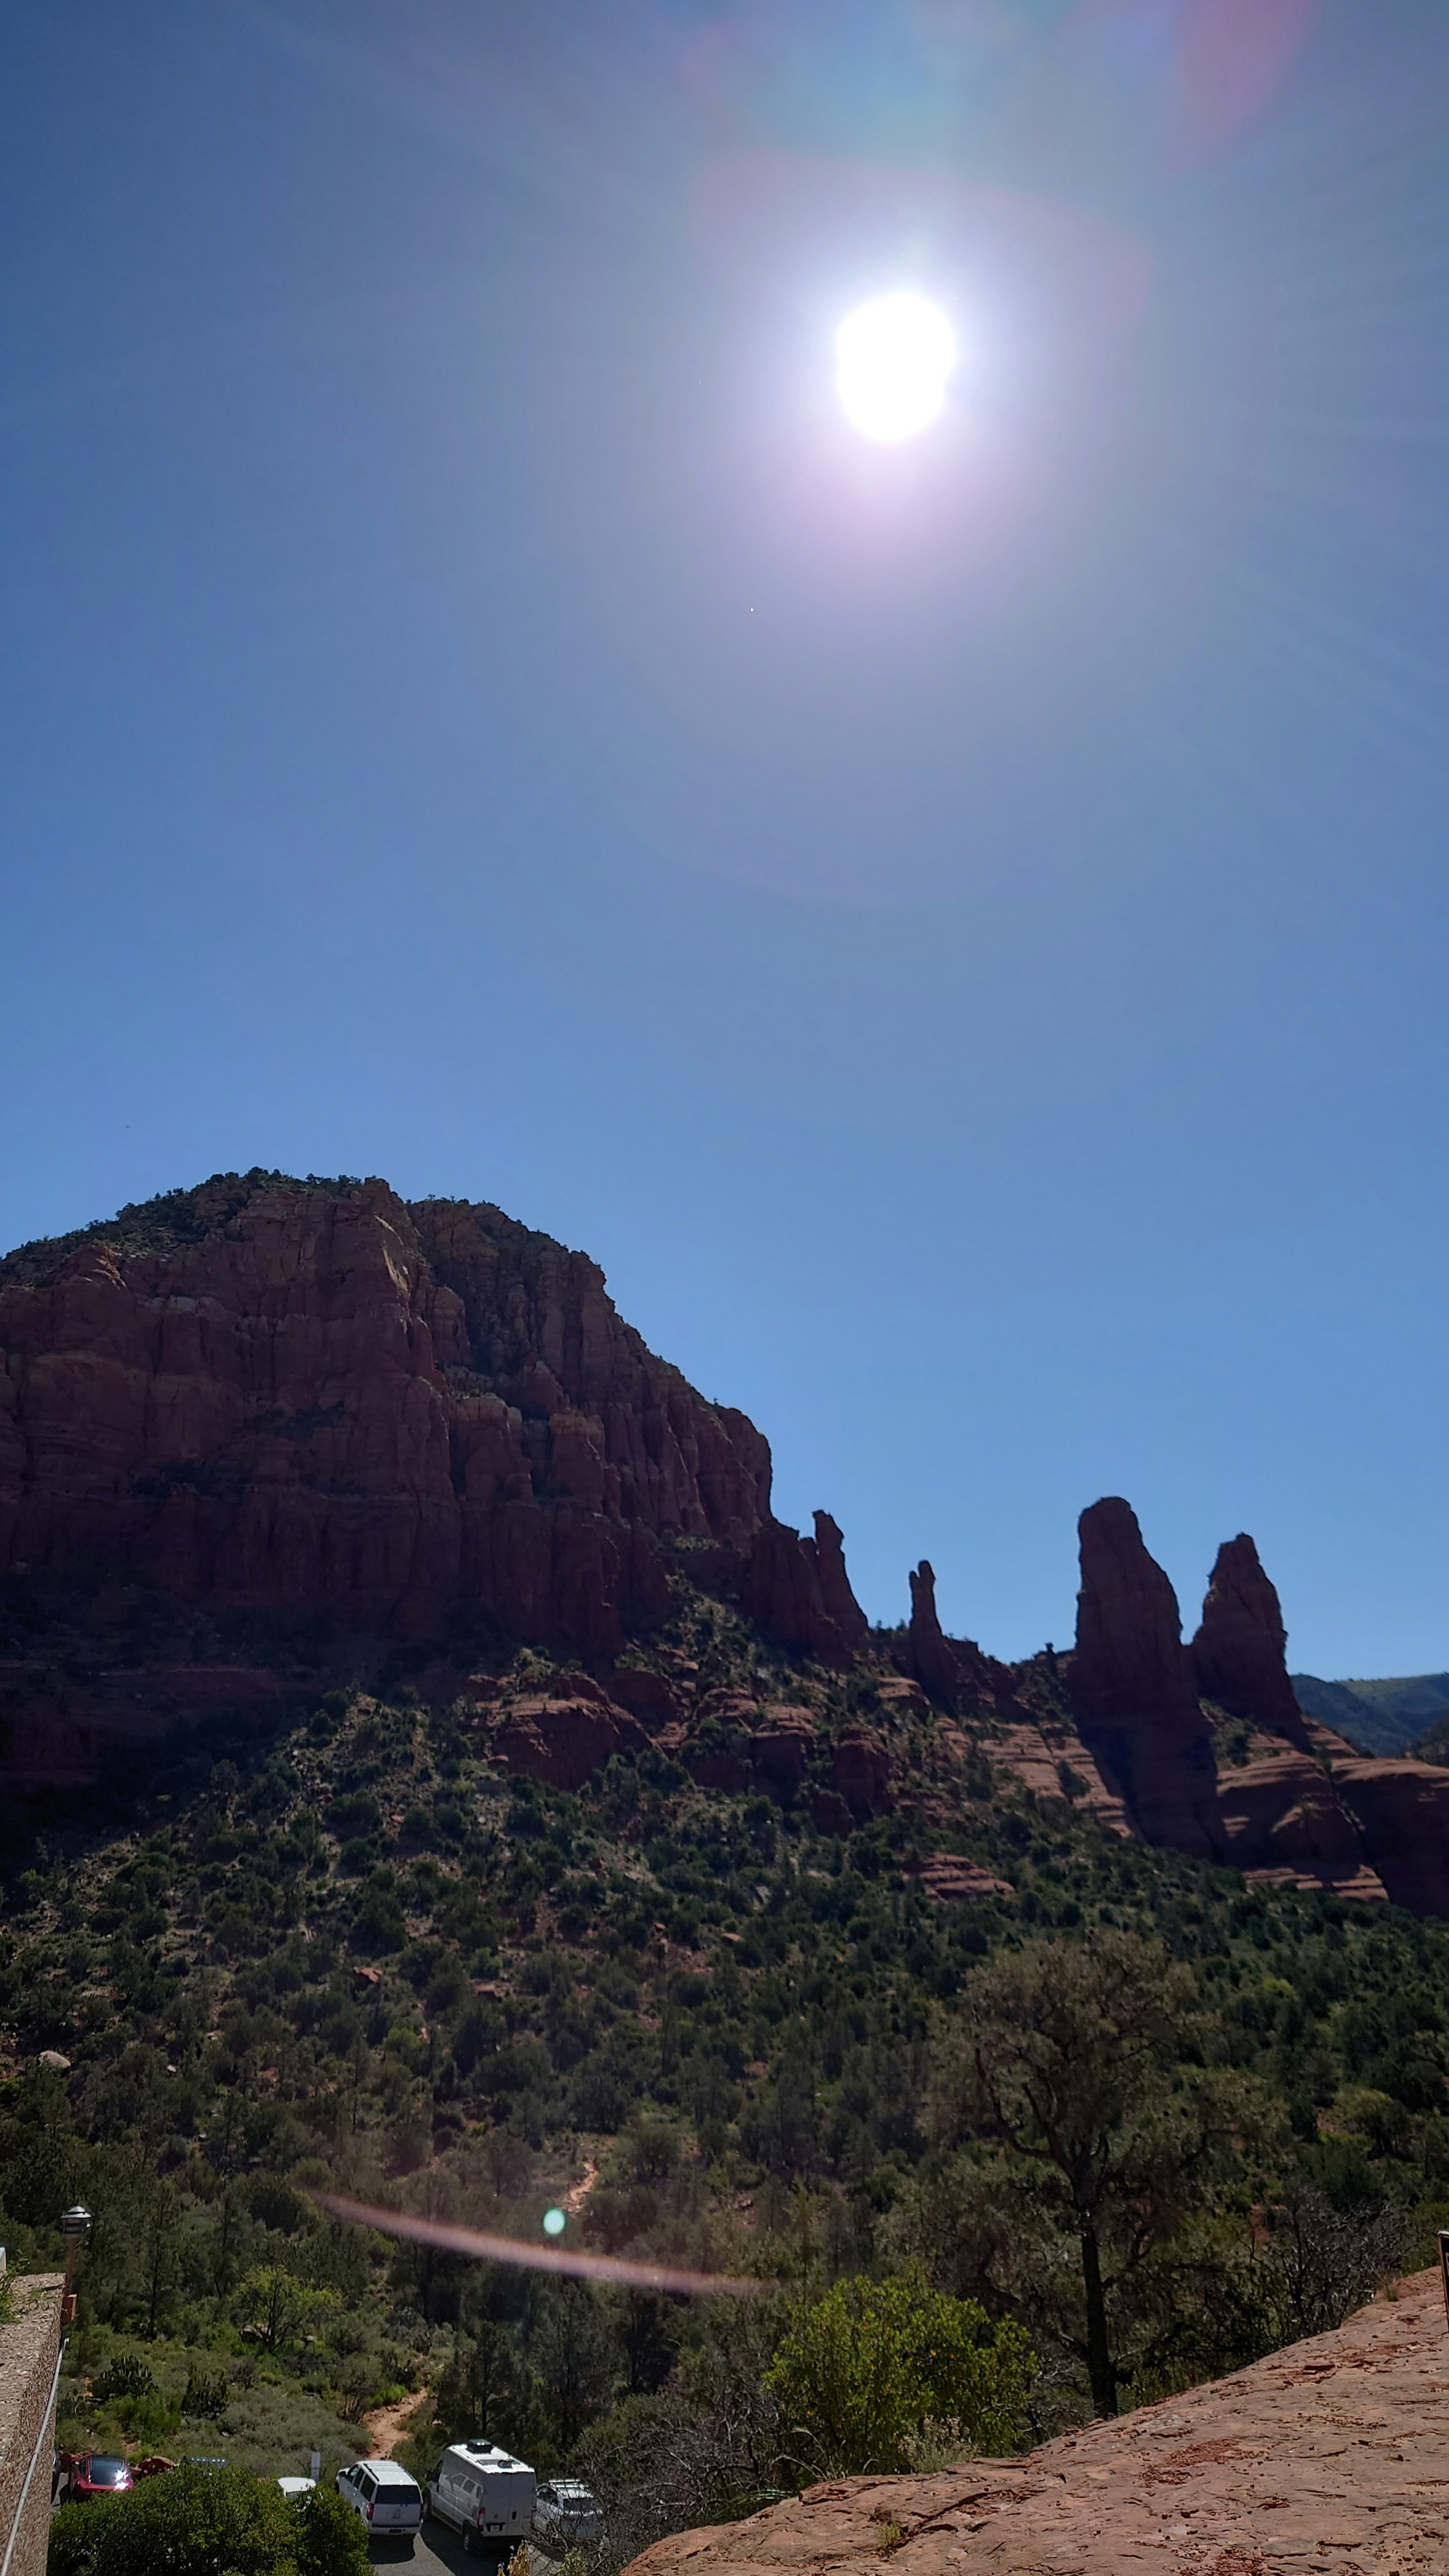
[625,2267,1449,2576]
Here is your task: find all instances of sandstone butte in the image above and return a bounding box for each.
[623,2265,1449,2576]
[3,1168,1449,1913]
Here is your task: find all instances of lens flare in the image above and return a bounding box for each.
[835,293,958,442]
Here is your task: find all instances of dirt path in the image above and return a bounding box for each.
[364,2388,428,2459]
[564,2154,599,2215]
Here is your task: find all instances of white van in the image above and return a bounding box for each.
[425,2439,537,2554]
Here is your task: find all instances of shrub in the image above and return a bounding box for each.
[763,2265,1035,2476]
[46,2460,366,2576]
[90,2354,154,2404]
[182,2365,229,2418]
[49,2470,368,2576]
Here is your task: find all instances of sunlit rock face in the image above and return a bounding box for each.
[0,1172,777,1656]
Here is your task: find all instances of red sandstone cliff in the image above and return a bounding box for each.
[1069,1501,1449,1914]
[8,1174,1449,1918]
[1191,1532,1311,1744]
[0,1172,863,1663]
[1069,1498,1224,1859]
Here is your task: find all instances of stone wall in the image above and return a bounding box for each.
[0,2276,64,2576]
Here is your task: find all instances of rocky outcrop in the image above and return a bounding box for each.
[746,1706,818,1793]
[739,1512,869,1666]
[1070,1499,1222,1858]
[1192,1532,1310,1743]
[918,1855,1015,1902]
[1214,1749,1386,1899]
[0,1172,795,1662]
[1069,1506,1449,1909]
[608,1669,681,1733]
[905,1563,997,1710]
[1332,1758,1449,1915]
[622,2267,1449,2576]
[494,1684,649,1792]
[831,1724,892,1817]
[0,1660,288,1792]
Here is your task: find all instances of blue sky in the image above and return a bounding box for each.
[4,0,1448,1675]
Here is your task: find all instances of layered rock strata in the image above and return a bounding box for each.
[0,1173,863,1664]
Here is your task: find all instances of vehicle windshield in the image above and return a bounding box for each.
[87,2459,128,2484]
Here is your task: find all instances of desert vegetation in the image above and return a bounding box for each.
[0,1592,1444,2560]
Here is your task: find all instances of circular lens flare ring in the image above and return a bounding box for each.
[835,292,958,442]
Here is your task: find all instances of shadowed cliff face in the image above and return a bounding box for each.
[1191,1532,1310,1743]
[1070,1498,1223,1859]
[0,1172,866,1660]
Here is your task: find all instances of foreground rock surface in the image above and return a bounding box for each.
[627,2268,1449,2576]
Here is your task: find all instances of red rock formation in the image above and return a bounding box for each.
[493,1691,648,1792]
[0,1172,792,1661]
[1070,1499,1222,1859]
[1332,1759,1449,1915]
[906,1563,996,1710]
[1215,1749,1383,1898]
[740,1512,869,1666]
[832,1725,892,1817]
[918,1856,1015,1902]
[0,1660,286,1791]
[621,2267,1449,2576]
[1191,1532,1310,1744]
[608,1669,681,1733]
[747,1706,818,1793]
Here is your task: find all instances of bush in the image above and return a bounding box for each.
[763,2266,1035,2476]
[47,2465,369,2576]
[89,2355,154,2404]
[182,2365,229,2418]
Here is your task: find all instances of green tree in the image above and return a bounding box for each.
[528,2279,619,2453]
[763,2266,1034,2476]
[292,2484,372,2576]
[925,1930,1249,2418]
[435,2315,537,2448]
[235,2263,341,2355]
[47,2460,368,2576]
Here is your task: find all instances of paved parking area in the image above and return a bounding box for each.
[367,2527,560,2576]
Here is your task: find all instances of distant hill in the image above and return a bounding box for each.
[1291,1672,1449,1759]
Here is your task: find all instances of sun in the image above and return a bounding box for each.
[835,292,958,443]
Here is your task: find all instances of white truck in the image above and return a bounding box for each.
[424,2439,537,2555]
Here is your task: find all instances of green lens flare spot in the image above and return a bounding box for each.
[542,2207,566,2238]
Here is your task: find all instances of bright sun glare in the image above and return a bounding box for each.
[835,292,958,443]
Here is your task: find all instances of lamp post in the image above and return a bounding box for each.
[60,2207,90,2328]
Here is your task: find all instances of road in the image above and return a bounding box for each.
[367,2527,561,2576]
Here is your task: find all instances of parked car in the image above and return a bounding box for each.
[425,2440,537,2554]
[335,2458,423,2540]
[277,2476,317,2498]
[533,2478,603,2547]
[66,2454,133,2503]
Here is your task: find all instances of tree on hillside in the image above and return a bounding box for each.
[918,1930,1248,2417]
[763,2265,1034,2475]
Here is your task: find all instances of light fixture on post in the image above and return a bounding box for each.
[60,2207,91,2328]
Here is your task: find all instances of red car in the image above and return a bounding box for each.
[67,2453,133,2503]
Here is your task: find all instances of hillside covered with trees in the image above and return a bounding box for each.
[2,1583,1446,2556]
